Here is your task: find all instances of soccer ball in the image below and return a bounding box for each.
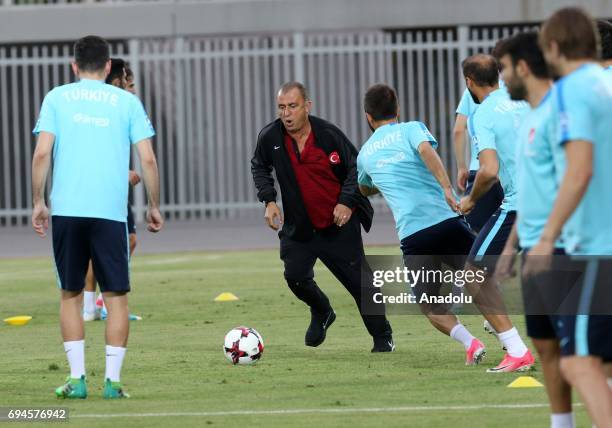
[223,327,264,365]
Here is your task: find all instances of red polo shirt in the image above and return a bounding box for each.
[284,131,341,230]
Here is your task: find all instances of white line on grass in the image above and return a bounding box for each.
[138,255,221,265]
[72,403,567,419]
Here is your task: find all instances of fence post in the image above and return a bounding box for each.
[174,37,186,220]
[455,24,471,187]
[128,38,146,224]
[457,25,469,91]
[293,31,305,83]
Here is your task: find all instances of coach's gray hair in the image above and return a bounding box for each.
[278,81,310,102]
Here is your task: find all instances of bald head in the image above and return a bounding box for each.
[462,54,499,88]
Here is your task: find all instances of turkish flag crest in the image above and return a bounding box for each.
[329,151,341,165]
[528,128,536,144]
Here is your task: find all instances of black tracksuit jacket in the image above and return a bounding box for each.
[250,116,374,242]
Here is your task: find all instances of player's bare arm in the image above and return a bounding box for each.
[459,149,498,214]
[453,114,469,192]
[418,141,458,213]
[135,138,163,233]
[31,131,55,238]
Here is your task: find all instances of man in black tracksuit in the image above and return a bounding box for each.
[251,81,394,352]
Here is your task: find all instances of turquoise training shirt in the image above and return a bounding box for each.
[551,63,612,255]
[357,122,457,241]
[33,78,155,222]
[516,90,565,249]
[468,88,529,212]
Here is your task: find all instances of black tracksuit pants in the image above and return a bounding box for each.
[279,216,392,339]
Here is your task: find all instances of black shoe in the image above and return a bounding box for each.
[305,309,336,347]
[371,336,395,353]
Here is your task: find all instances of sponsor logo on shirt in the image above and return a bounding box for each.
[376,152,406,168]
[73,113,110,127]
[493,99,528,114]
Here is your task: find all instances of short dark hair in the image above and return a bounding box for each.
[462,54,499,87]
[105,58,126,85]
[363,84,398,121]
[73,35,110,73]
[278,81,309,102]
[496,31,549,79]
[540,7,599,60]
[597,19,612,60]
[125,65,134,79]
[491,38,506,72]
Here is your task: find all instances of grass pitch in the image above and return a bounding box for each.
[0,247,588,427]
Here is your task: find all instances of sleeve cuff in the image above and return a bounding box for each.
[338,194,356,209]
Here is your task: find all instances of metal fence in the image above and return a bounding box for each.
[0,24,534,227]
[0,0,202,5]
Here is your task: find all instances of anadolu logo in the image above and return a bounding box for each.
[329,151,341,165]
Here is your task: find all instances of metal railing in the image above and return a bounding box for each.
[0,24,533,227]
[0,0,236,5]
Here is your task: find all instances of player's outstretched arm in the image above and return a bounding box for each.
[135,138,163,233]
[459,149,498,214]
[453,114,469,192]
[418,141,458,212]
[31,131,55,237]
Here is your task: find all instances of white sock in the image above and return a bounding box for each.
[450,323,475,350]
[105,345,127,383]
[550,412,575,428]
[498,327,528,357]
[64,340,85,379]
[84,291,96,314]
